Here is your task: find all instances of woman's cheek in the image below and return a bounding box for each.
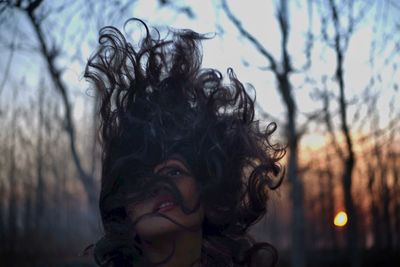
[178,178,200,207]
[126,201,149,222]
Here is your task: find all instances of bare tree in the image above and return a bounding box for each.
[324,149,339,250]
[372,114,392,249]
[388,100,400,249]
[35,78,45,230]
[318,0,363,265]
[0,0,99,212]
[362,126,381,249]
[0,170,5,253]
[390,129,400,249]
[221,1,307,266]
[7,84,18,254]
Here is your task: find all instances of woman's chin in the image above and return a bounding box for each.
[135,211,203,238]
[134,215,181,237]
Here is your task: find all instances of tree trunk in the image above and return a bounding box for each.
[393,160,400,249]
[373,129,391,249]
[388,123,399,249]
[35,83,45,230]
[7,89,18,253]
[367,162,381,249]
[21,3,98,214]
[329,0,359,264]
[281,75,305,267]
[0,180,5,252]
[337,46,359,267]
[23,185,33,238]
[325,151,338,250]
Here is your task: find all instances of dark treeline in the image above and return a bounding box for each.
[0,80,97,264]
[0,0,399,267]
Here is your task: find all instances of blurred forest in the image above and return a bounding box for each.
[0,0,399,267]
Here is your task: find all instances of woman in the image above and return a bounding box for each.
[84,19,285,267]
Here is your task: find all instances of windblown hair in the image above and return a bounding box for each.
[84,19,285,267]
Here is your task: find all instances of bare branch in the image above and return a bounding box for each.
[221,0,277,71]
[277,0,291,73]
[158,0,196,19]
[255,102,283,126]
[26,0,43,15]
[0,24,16,97]
[300,0,314,71]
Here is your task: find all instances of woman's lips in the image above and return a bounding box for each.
[156,201,176,212]
[152,195,177,212]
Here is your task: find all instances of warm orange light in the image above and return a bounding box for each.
[334,211,348,227]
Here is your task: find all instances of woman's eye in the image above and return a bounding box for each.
[166,169,183,177]
[155,160,191,178]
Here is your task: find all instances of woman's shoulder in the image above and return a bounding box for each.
[236,235,278,267]
[249,247,277,267]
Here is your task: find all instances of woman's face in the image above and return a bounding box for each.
[126,155,204,238]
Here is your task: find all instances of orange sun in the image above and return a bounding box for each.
[334,211,348,227]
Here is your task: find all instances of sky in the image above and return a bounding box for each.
[0,0,399,151]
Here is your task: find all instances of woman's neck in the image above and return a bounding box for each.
[141,229,202,267]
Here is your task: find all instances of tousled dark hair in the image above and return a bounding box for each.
[84,19,285,267]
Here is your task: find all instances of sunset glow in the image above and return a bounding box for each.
[334,211,348,227]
